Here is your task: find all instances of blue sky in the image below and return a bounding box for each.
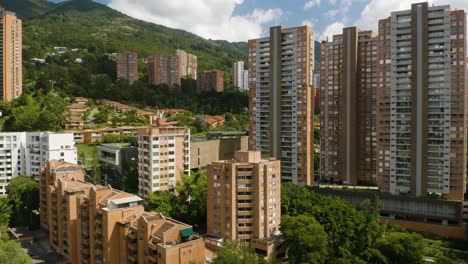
[52,0,468,42]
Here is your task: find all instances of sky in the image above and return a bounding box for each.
[57,0,468,42]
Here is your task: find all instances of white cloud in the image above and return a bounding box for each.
[301,19,314,28]
[304,0,320,10]
[328,0,337,5]
[317,21,345,41]
[326,9,340,19]
[107,0,283,42]
[356,0,468,31]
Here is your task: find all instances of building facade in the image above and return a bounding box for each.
[117,52,138,84]
[137,127,190,199]
[233,61,249,91]
[376,3,467,200]
[176,49,197,80]
[207,151,283,260]
[0,132,77,194]
[39,160,205,264]
[248,25,314,184]
[197,70,224,93]
[1,11,22,102]
[320,27,378,185]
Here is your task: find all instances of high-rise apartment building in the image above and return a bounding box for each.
[117,52,138,84]
[148,54,179,86]
[0,132,77,194]
[1,11,22,102]
[233,61,249,91]
[197,70,224,93]
[320,27,378,185]
[248,26,314,184]
[137,126,190,199]
[207,151,283,260]
[147,49,197,89]
[39,160,205,264]
[376,3,467,200]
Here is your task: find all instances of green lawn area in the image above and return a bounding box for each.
[77,143,98,168]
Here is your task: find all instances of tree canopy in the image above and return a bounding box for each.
[6,176,40,227]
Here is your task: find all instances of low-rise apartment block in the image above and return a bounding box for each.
[39,160,205,264]
[207,151,283,260]
[0,132,77,194]
[197,70,224,93]
[137,126,190,199]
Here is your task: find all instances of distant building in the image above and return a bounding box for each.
[206,151,283,260]
[117,52,138,84]
[147,49,197,90]
[97,143,138,190]
[248,26,315,185]
[137,126,190,199]
[0,11,22,102]
[0,132,77,194]
[233,61,249,91]
[39,160,205,264]
[197,70,224,93]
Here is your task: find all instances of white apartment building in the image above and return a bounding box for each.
[377,3,467,200]
[0,132,77,194]
[248,26,315,185]
[233,61,249,92]
[137,127,190,199]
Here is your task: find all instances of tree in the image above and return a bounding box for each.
[0,197,12,228]
[103,133,120,143]
[281,215,328,264]
[212,241,267,264]
[147,191,174,216]
[0,238,32,264]
[6,176,39,227]
[374,232,424,264]
[174,170,207,231]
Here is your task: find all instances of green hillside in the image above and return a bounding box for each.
[0,0,54,18]
[17,0,246,71]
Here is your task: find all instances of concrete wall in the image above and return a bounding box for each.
[190,136,248,169]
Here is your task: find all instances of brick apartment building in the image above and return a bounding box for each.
[197,70,224,93]
[39,160,205,264]
[320,27,378,185]
[1,11,22,102]
[147,49,197,89]
[117,52,138,84]
[206,151,283,260]
[248,26,315,185]
[137,126,190,200]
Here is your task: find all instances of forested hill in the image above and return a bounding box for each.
[2,0,247,71]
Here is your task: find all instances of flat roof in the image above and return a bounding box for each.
[110,196,143,205]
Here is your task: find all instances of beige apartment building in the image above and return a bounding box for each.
[1,11,22,102]
[207,151,283,260]
[117,52,138,84]
[376,3,467,200]
[39,160,205,264]
[248,26,314,184]
[148,49,197,89]
[197,70,224,93]
[137,126,190,199]
[320,27,378,185]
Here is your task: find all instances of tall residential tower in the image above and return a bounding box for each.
[376,3,467,200]
[320,27,378,185]
[248,26,314,184]
[116,52,138,84]
[1,11,22,102]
